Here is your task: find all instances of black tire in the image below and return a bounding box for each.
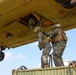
[61,1,76,9]
[0,52,5,61]
[55,0,65,3]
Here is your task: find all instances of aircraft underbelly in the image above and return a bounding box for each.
[0,0,76,48]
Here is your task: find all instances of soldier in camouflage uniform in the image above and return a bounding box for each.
[45,24,68,66]
[33,26,51,68]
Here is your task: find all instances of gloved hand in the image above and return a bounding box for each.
[38,42,44,50]
[38,45,42,50]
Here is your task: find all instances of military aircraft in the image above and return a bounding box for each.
[0,0,76,61]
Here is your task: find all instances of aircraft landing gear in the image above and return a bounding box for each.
[0,51,5,61]
[61,1,76,9]
[55,0,65,3]
[0,47,6,61]
[55,0,76,9]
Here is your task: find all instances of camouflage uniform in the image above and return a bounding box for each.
[33,25,51,68]
[52,40,66,66]
[45,24,67,66]
[37,32,51,68]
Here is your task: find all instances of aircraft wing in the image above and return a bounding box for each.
[0,0,76,48]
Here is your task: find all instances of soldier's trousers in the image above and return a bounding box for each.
[41,44,51,68]
[52,41,66,67]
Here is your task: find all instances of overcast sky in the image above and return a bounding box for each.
[0,28,76,75]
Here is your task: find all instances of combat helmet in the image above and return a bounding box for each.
[53,24,61,29]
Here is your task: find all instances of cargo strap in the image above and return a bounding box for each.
[16,66,27,75]
[49,53,53,67]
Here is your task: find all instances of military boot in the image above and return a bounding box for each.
[45,63,50,68]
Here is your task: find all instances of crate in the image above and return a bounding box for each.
[12,66,76,75]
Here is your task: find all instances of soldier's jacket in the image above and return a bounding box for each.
[37,32,51,49]
[45,28,68,43]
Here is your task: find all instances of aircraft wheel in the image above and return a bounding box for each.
[61,1,76,9]
[55,0,65,3]
[0,52,5,61]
